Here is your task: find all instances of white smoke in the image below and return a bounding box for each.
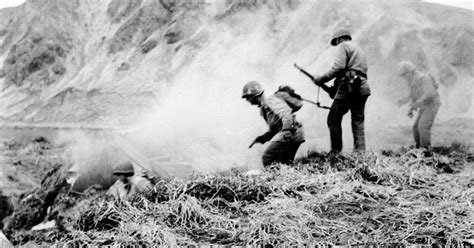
[61,0,473,178]
[120,2,337,174]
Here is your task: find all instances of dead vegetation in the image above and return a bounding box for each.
[1,140,472,246]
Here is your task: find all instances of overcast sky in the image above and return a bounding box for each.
[0,0,472,11]
[0,0,24,9]
[425,0,473,9]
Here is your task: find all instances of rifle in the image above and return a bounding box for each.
[248,140,257,149]
[301,97,331,110]
[294,63,336,99]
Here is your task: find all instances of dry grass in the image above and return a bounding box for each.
[4,145,474,246]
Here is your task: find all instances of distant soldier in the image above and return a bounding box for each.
[107,161,154,201]
[242,81,305,167]
[398,61,441,148]
[312,28,370,154]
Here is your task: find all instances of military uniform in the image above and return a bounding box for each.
[107,175,154,201]
[315,40,370,153]
[258,95,305,166]
[407,72,441,148]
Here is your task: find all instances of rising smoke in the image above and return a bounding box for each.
[122,2,334,173]
[61,0,472,177]
[120,0,473,174]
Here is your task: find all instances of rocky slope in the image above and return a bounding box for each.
[0,0,472,171]
[0,0,472,123]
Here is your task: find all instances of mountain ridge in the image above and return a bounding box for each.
[0,0,472,125]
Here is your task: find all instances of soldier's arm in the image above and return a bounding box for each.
[314,44,348,83]
[255,97,295,145]
[397,95,411,106]
[254,106,279,144]
[106,180,129,201]
[260,128,278,142]
[134,177,154,192]
[267,96,294,132]
[411,75,437,108]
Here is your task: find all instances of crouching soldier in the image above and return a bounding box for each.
[398,61,441,148]
[107,161,154,201]
[242,81,305,167]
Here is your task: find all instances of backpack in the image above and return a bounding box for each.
[274,85,303,113]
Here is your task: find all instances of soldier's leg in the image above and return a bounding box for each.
[285,142,303,163]
[418,103,440,148]
[413,109,423,148]
[350,95,368,152]
[262,141,293,167]
[327,99,350,153]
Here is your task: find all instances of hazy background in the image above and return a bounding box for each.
[0,0,472,176]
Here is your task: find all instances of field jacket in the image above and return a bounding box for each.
[318,41,371,99]
[408,72,441,109]
[258,95,304,143]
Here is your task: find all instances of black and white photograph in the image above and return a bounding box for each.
[0,0,472,246]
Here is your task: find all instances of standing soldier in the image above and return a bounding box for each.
[398,61,441,148]
[242,81,305,167]
[312,28,371,155]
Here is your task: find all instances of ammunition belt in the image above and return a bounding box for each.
[345,70,367,79]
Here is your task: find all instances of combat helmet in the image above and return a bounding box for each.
[112,161,134,176]
[242,81,264,98]
[398,61,416,76]
[331,28,352,46]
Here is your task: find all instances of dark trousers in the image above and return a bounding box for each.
[327,96,368,153]
[262,141,302,167]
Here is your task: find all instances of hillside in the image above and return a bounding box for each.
[0,0,472,119]
[0,0,472,123]
[0,1,473,246]
[0,0,472,173]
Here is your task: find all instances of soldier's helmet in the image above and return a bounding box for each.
[242,81,264,98]
[331,28,352,46]
[112,161,134,176]
[398,61,416,76]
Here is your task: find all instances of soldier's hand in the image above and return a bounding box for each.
[249,135,267,148]
[312,76,322,86]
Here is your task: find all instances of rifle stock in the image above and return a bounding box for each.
[294,63,335,99]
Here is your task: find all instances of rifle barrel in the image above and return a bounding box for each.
[294,63,314,81]
[249,141,256,149]
[302,98,319,106]
[302,98,331,110]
